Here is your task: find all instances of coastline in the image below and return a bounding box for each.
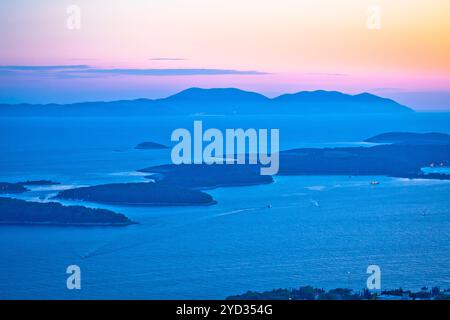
[52,197,218,207]
[0,220,137,227]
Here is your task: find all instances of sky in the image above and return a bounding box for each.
[0,0,449,109]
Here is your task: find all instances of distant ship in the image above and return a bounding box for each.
[370,181,380,185]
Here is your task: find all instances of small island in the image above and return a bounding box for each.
[365,132,450,144]
[16,180,60,186]
[53,182,216,206]
[0,183,29,194]
[1,180,61,194]
[134,141,168,149]
[0,197,135,226]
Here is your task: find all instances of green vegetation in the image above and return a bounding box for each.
[0,183,29,194]
[279,133,450,178]
[0,197,135,226]
[16,180,60,186]
[54,182,216,206]
[139,164,273,189]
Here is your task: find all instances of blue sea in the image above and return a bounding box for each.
[1,113,450,299]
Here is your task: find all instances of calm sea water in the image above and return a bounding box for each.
[1,113,450,299]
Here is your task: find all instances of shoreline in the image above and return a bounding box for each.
[0,220,137,227]
[53,197,218,207]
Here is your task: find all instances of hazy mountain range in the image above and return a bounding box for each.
[0,88,413,116]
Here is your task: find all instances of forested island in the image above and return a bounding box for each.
[139,163,273,189]
[0,180,60,194]
[0,183,29,194]
[365,132,450,144]
[53,182,217,206]
[16,180,60,186]
[134,141,168,149]
[0,197,135,226]
[278,132,450,179]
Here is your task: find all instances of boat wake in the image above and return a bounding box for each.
[214,208,259,217]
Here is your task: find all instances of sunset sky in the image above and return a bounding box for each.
[0,0,449,109]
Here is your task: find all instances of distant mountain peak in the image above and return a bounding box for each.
[354,92,375,97]
[272,89,412,113]
[165,87,269,101]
